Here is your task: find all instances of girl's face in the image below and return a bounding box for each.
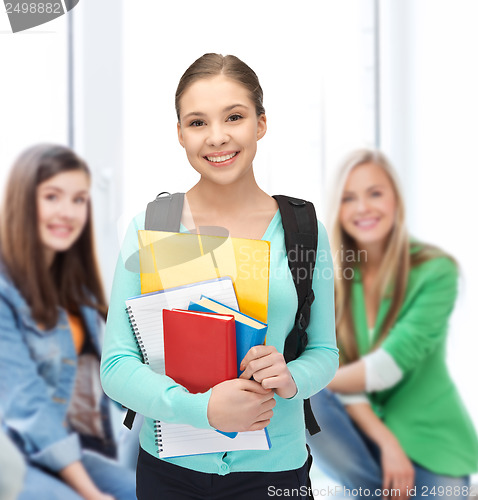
[36,170,90,263]
[177,74,266,187]
[339,162,397,249]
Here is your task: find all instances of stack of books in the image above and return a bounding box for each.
[126,277,270,458]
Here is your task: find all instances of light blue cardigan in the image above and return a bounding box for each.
[100,210,338,475]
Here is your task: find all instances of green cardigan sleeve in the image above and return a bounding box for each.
[381,256,458,373]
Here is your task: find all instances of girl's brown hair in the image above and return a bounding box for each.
[175,53,265,120]
[329,149,450,363]
[0,144,107,329]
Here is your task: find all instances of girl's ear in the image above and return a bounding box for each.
[177,122,185,147]
[257,114,267,141]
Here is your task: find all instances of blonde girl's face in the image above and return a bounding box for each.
[177,74,267,187]
[36,170,90,263]
[339,162,397,248]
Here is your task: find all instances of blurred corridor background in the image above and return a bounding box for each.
[1,0,477,479]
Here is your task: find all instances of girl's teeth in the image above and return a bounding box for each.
[356,219,378,227]
[206,153,236,162]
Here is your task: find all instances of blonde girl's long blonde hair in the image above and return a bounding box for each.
[329,149,423,363]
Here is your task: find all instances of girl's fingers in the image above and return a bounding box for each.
[240,345,276,371]
[240,355,274,380]
[248,419,270,432]
[240,350,285,380]
[256,409,274,421]
[382,472,392,499]
[250,366,281,384]
[239,378,272,395]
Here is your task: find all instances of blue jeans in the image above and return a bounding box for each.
[18,450,136,500]
[307,389,470,499]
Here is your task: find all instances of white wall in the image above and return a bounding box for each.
[380,0,478,425]
[71,0,124,294]
[0,13,68,194]
[121,0,374,224]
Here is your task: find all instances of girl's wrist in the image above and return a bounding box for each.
[375,429,400,450]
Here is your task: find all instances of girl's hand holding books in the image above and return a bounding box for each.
[207,379,276,432]
[239,345,298,399]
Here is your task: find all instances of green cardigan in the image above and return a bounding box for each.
[352,254,478,476]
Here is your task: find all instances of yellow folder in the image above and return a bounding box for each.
[138,230,270,323]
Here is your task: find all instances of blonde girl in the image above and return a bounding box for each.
[307,149,478,499]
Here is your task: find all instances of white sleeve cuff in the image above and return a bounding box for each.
[335,392,370,406]
[364,348,403,392]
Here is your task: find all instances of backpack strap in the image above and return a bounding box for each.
[272,195,321,435]
[145,192,185,232]
[123,192,186,430]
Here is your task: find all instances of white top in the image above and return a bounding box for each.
[336,347,403,406]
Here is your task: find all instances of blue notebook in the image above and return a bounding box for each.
[188,296,268,375]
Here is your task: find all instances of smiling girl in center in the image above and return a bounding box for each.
[101,53,338,499]
[176,70,274,240]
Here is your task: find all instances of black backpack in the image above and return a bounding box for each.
[124,192,320,436]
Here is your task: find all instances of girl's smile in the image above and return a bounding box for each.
[353,217,380,229]
[204,150,239,166]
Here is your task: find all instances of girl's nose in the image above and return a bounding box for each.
[356,197,370,212]
[58,200,77,219]
[206,123,229,147]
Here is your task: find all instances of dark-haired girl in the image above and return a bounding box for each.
[0,144,136,500]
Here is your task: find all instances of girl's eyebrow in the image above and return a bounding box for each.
[182,103,248,121]
[223,103,248,112]
[39,186,63,193]
[342,184,385,196]
[39,186,89,195]
[366,184,385,191]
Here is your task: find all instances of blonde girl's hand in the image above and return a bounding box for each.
[380,435,415,500]
[239,345,297,399]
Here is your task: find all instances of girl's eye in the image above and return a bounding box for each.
[45,193,58,201]
[371,191,382,198]
[341,196,354,203]
[74,196,88,204]
[189,120,205,127]
[227,114,242,122]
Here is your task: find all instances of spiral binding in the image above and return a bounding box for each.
[125,306,149,364]
[154,420,164,453]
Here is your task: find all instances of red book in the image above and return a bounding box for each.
[163,309,237,394]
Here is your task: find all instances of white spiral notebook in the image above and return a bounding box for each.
[125,277,271,458]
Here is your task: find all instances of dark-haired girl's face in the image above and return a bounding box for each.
[177,74,266,187]
[36,170,90,264]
